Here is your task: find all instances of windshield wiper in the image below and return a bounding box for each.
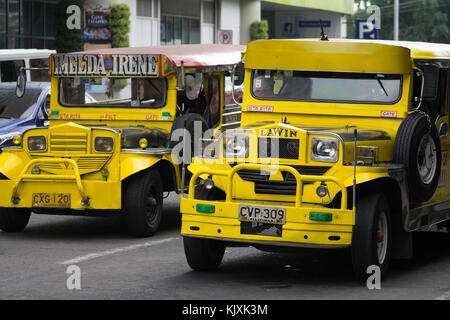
[376,74,389,96]
[0,116,14,119]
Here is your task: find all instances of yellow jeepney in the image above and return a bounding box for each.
[180,39,450,280]
[0,44,244,237]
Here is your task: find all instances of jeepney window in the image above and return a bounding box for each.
[0,60,25,82]
[59,77,166,108]
[30,58,51,81]
[252,70,402,104]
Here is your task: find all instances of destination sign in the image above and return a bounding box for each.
[51,54,159,77]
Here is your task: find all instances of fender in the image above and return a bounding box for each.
[0,149,29,179]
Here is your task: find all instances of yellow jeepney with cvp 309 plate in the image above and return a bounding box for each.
[0,45,244,237]
[180,39,450,281]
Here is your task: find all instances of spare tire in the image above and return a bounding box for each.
[394,113,441,203]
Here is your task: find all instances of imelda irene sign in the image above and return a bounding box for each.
[51,54,160,77]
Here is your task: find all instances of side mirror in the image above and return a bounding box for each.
[184,75,198,100]
[16,68,26,98]
[233,62,244,86]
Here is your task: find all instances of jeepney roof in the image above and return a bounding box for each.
[74,44,246,68]
[245,39,449,74]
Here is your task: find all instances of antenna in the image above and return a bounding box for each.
[320,20,328,41]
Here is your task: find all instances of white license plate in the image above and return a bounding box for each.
[238,204,286,225]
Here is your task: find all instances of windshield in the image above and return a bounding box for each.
[60,77,166,108]
[252,70,402,104]
[0,88,42,120]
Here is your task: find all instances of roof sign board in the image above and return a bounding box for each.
[51,54,160,77]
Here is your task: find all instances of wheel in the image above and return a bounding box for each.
[394,113,441,203]
[183,236,225,271]
[0,208,31,232]
[124,169,163,237]
[351,193,392,282]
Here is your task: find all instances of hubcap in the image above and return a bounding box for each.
[377,211,388,265]
[145,189,159,224]
[417,134,437,184]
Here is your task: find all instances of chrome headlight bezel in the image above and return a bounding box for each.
[95,137,114,152]
[224,134,249,158]
[311,137,339,163]
[28,136,47,151]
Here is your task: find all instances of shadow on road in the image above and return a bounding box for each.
[0,193,182,241]
[178,232,450,290]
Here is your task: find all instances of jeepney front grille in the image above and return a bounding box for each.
[237,165,331,195]
[258,138,299,160]
[50,133,88,153]
[29,156,110,173]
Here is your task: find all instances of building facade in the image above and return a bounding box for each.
[0,0,354,49]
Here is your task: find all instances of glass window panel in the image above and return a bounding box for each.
[32,1,45,36]
[161,0,200,18]
[8,0,20,32]
[21,0,32,35]
[189,19,200,44]
[45,2,55,36]
[0,0,6,33]
[203,1,214,24]
[174,17,181,45]
[137,0,152,17]
[0,60,24,82]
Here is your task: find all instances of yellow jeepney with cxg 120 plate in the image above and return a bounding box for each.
[0,44,244,237]
[180,39,450,281]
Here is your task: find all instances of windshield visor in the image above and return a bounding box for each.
[59,77,166,108]
[252,70,402,104]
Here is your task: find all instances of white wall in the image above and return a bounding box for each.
[273,10,346,39]
[218,0,241,44]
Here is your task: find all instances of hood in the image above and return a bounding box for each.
[241,121,392,142]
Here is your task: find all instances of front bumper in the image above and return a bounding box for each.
[0,157,121,210]
[181,163,355,248]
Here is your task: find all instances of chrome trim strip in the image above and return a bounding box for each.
[121,148,172,155]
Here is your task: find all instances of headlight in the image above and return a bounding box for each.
[0,132,22,146]
[95,137,114,152]
[311,137,339,162]
[28,136,46,151]
[224,134,248,158]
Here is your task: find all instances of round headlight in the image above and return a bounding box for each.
[225,134,248,158]
[28,136,46,151]
[311,137,339,162]
[315,141,337,158]
[95,137,114,152]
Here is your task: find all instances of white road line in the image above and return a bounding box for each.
[435,291,450,300]
[59,237,178,265]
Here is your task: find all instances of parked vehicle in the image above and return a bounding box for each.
[0,49,55,83]
[0,44,245,237]
[0,82,50,152]
[180,39,450,281]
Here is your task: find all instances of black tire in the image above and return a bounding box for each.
[394,113,441,203]
[351,193,392,282]
[0,208,31,232]
[124,169,163,237]
[183,236,226,271]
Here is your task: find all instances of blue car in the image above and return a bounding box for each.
[0,82,51,152]
[0,82,95,152]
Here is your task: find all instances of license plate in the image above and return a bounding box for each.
[32,193,71,208]
[238,204,286,225]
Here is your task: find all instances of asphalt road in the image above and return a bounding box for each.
[0,193,449,300]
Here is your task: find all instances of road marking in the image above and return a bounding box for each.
[435,291,450,300]
[59,237,178,265]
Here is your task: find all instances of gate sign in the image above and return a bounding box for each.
[218,30,233,44]
[356,19,379,39]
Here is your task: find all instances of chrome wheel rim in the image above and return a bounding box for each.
[377,210,388,265]
[417,134,437,185]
